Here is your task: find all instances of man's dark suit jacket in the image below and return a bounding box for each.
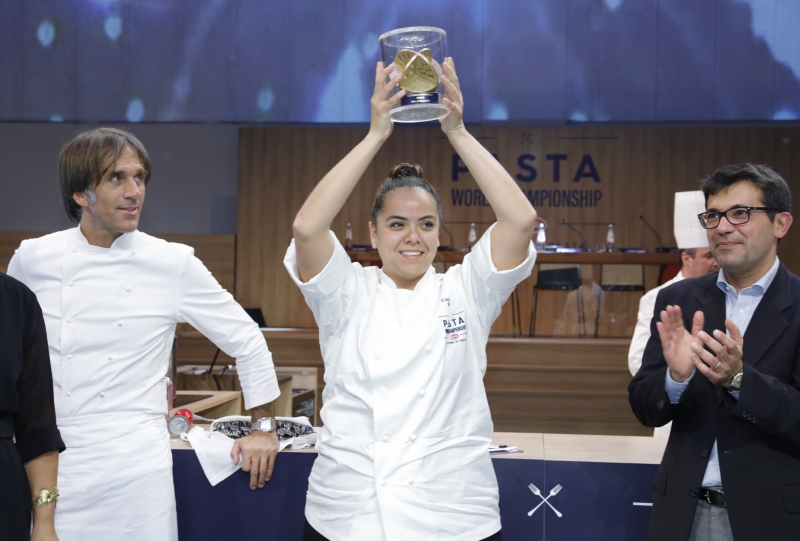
[628,263,800,541]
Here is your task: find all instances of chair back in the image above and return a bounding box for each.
[536,267,581,290]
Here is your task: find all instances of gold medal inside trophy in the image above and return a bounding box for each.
[394,48,439,93]
[379,27,449,123]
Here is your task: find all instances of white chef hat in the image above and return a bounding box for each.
[674,191,709,249]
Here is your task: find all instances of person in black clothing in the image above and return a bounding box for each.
[0,271,65,540]
[629,164,798,540]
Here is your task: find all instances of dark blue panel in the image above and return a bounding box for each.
[598,0,659,121]
[483,0,567,122]
[714,0,775,120]
[128,0,185,122]
[75,1,129,122]
[22,0,78,121]
[287,2,345,122]
[0,0,24,120]
[173,450,658,540]
[542,460,657,541]
[494,458,545,541]
[655,0,717,121]
[565,0,604,123]
[233,0,292,123]
[181,0,236,122]
[173,450,317,541]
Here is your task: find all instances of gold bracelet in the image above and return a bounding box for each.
[32,487,58,508]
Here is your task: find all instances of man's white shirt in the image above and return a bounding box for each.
[8,226,280,540]
[8,226,279,448]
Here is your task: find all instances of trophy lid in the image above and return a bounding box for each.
[378,26,447,43]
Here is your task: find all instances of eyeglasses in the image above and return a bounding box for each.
[697,206,780,229]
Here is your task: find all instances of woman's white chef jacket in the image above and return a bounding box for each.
[284,224,535,541]
[8,227,280,540]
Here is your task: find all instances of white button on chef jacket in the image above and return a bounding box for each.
[285,223,535,541]
[8,227,280,448]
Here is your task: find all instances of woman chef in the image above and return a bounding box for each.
[284,58,538,541]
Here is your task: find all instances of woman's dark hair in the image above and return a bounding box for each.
[58,127,152,223]
[370,163,442,225]
[700,163,792,222]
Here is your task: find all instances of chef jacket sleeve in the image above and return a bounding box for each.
[177,253,280,410]
[628,290,657,376]
[283,232,356,338]
[462,222,537,331]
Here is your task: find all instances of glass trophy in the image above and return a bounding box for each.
[379,26,449,123]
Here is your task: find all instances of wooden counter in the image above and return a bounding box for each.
[172,430,666,464]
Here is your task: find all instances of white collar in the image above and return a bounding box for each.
[716,256,780,295]
[74,225,137,251]
[378,265,435,292]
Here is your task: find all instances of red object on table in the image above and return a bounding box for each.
[174,408,194,425]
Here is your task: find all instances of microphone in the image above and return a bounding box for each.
[439,224,457,251]
[638,215,663,251]
[562,219,589,251]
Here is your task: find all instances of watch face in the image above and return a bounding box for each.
[255,418,275,432]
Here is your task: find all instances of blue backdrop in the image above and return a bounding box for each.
[2,0,799,124]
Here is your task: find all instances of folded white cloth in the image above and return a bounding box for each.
[183,426,241,486]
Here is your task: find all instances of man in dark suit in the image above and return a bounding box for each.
[629,163,799,541]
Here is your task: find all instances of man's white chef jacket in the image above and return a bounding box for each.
[7,227,280,448]
[284,224,535,541]
[627,271,684,438]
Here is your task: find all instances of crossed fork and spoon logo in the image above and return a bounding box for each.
[527,483,563,517]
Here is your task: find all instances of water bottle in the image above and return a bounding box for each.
[535,224,546,250]
[606,224,615,252]
[467,223,477,251]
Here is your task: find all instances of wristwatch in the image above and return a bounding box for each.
[252,417,277,433]
[725,369,744,392]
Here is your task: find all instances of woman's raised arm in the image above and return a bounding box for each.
[439,58,537,271]
[292,63,404,282]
